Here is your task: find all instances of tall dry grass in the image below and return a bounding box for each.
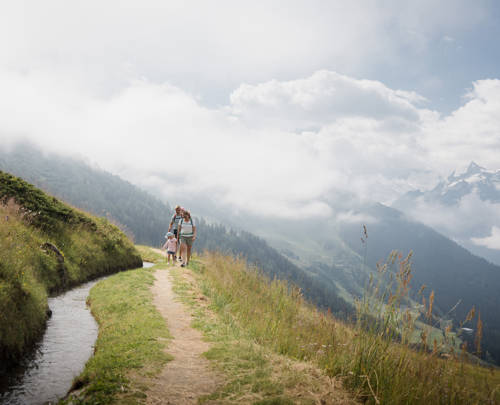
[195,252,500,404]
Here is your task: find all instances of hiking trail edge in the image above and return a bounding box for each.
[147,256,220,404]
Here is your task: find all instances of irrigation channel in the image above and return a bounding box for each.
[0,262,155,405]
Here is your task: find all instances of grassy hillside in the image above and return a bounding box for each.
[81,247,497,404]
[194,252,499,404]
[220,204,500,366]
[0,171,142,368]
[67,250,355,404]
[56,243,498,403]
[338,203,500,365]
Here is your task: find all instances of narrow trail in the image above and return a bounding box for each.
[147,258,220,404]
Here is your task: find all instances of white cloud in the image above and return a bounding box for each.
[1,66,500,221]
[229,70,426,131]
[0,1,388,98]
[404,193,500,236]
[399,191,500,256]
[471,226,500,250]
[419,79,500,175]
[336,211,378,225]
[0,1,489,104]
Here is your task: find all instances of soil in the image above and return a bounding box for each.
[147,261,220,404]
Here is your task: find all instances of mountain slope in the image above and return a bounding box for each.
[338,203,500,365]
[194,200,500,365]
[0,143,173,245]
[0,171,142,368]
[3,144,499,364]
[0,143,352,319]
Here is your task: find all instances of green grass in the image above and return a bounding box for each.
[191,252,500,405]
[168,260,354,404]
[0,202,50,364]
[135,245,165,263]
[0,173,142,367]
[63,264,172,404]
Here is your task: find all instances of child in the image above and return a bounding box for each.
[162,232,178,265]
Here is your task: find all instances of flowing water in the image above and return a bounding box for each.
[0,262,154,405]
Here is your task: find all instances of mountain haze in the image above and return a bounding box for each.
[0,143,352,319]
[2,143,499,364]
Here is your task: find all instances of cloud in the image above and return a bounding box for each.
[229,70,426,131]
[336,211,378,225]
[0,69,343,218]
[399,191,500,255]
[0,1,386,99]
[420,79,500,175]
[1,67,500,221]
[471,226,500,250]
[410,193,500,235]
[0,1,490,106]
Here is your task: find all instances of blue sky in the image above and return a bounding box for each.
[379,1,500,113]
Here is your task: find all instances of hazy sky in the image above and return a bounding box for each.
[1,1,500,229]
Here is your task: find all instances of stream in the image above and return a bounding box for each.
[0,262,154,405]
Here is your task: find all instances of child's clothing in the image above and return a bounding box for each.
[163,237,177,253]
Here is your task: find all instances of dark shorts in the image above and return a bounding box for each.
[180,236,194,247]
[167,251,176,255]
[173,229,178,238]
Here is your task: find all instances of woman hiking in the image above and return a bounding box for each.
[168,205,184,260]
[178,209,196,267]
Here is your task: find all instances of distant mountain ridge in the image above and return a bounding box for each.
[396,162,500,207]
[393,161,500,266]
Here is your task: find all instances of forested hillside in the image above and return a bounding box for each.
[195,221,352,317]
[0,144,353,318]
[0,143,172,245]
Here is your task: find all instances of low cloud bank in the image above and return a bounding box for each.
[399,191,500,259]
[472,226,500,250]
[1,69,500,224]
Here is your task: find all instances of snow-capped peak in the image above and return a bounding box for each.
[395,162,500,207]
[465,161,485,175]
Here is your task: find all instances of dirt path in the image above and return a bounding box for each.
[147,263,220,404]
